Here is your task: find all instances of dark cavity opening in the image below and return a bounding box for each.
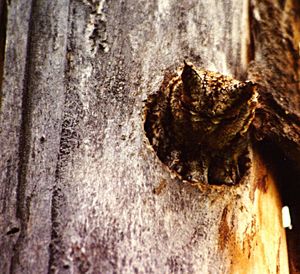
[6,227,20,235]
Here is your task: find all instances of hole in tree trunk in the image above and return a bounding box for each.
[144,62,258,186]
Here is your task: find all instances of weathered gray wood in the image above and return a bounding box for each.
[50,0,252,273]
[48,0,288,273]
[1,0,298,273]
[0,0,69,273]
[0,0,34,272]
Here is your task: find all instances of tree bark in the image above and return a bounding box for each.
[0,0,299,273]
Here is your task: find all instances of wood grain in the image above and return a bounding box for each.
[1,0,298,273]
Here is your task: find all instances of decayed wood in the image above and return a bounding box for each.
[0,0,298,273]
[247,1,300,272]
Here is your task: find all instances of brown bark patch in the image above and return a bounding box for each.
[152,179,167,195]
[218,206,231,251]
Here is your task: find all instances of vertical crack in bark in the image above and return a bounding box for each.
[247,0,255,64]
[48,3,73,273]
[0,0,7,109]
[9,0,36,272]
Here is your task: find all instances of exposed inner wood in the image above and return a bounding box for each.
[247,1,300,272]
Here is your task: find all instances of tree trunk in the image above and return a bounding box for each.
[0,0,299,273]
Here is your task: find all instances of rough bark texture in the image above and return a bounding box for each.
[0,0,299,273]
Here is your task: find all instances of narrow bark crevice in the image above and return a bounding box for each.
[9,0,36,272]
[0,0,7,107]
[247,0,255,65]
